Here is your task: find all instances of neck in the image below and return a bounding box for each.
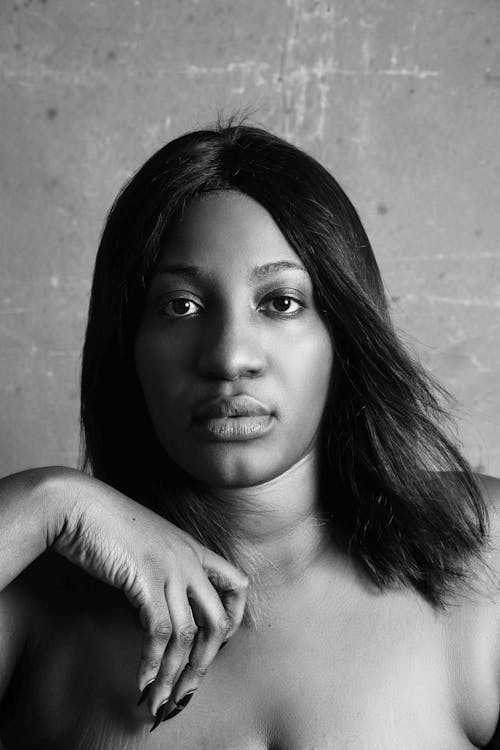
[212,450,332,591]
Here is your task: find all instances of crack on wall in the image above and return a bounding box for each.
[404,293,500,309]
[279,0,303,138]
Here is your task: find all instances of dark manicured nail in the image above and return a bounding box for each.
[162,691,195,722]
[150,700,169,732]
[137,679,154,706]
[219,640,228,650]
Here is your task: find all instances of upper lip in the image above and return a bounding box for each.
[193,395,272,420]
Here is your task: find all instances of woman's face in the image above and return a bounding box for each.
[134,190,333,487]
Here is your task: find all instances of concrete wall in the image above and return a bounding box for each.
[1,0,499,476]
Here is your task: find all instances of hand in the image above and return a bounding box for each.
[47,468,249,725]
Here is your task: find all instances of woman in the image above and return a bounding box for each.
[1,117,500,748]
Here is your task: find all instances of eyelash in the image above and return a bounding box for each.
[156,293,305,319]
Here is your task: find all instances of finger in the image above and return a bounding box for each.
[165,575,231,712]
[136,595,173,694]
[148,581,197,717]
[199,549,249,637]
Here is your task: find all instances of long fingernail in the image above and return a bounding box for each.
[150,700,169,732]
[219,640,228,651]
[137,679,155,706]
[162,691,195,722]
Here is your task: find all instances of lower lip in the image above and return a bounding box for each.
[192,415,274,441]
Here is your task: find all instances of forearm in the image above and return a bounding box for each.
[0,467,71,592]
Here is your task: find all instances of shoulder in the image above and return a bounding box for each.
[478,473,500,523]
[474,473,500,587]
[0,574,47,722]
[0,553,128,744]
[463,474,500,748]
[0,553,74,689]
[0,550,117,708]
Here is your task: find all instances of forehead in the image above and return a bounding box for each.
[158,190,304,271]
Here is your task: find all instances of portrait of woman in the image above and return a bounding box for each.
[1,117,500,749]
[2,0,500,746]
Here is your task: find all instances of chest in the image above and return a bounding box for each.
[16,588,490,750]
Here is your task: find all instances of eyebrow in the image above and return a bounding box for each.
[152,260,307,281]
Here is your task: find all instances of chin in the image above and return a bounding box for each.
[177,449,289,489]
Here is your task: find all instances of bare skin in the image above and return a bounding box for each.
[1,191,500,748]
[2,481,500,750]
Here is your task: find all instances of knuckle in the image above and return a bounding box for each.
[210,615,232,639]
[186,661,208,679]
[141,653,162,671]
[225,574,249,594]
[149,618,173,640]
[176,623,197,647]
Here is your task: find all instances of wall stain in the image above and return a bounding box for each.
[43,176,58,191]
[46,106,58,120]
[485,70,500,84]
[377,202,389,216]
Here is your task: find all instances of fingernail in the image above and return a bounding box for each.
[137,679,154,707]
[162,691,195,722]
[150,700,169,732]
[137,679,155,707]
[219,640,228,650]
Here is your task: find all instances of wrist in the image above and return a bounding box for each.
[34,466,87,548]
[0,465,84,590]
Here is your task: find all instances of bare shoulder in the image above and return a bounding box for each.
[0,550,102,713]
[478,473,500,523]
[0,575,46,715]
[475,473,500,582]
[476,472,500,505]
[469,474,500,749]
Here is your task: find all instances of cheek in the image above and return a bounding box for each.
[280,327,333,422]
[299,324,333,387]
[134,334,185,418]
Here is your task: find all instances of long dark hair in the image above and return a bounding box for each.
[81,115,491,614]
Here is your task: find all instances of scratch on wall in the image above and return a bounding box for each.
[185,61,270,95]
[1,56,102,88]
[391,252,498,261]
[280,0,303,138]
[278,1,439,142]
[404,293,500,309]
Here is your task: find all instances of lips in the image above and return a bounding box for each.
[193,395,272,421]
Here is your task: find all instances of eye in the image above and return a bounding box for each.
[260,294,304,315]
[158,297,202,318]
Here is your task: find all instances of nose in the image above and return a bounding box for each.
[196,309,266,381]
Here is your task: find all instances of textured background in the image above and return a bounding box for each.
[0,0,499,477]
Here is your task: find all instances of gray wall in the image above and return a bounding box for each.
[1,0,499,476]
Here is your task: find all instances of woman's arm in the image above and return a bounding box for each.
[0,466,248,728]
